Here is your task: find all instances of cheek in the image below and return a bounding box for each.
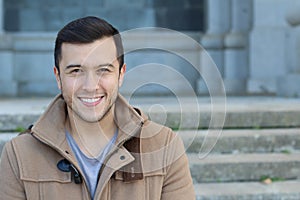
[99,76,119,91]
[100,79,115,89]
[61,77,82,94]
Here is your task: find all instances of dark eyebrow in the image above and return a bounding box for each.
[65,64,82,70]
[64,63,116,71]
[98,63,115,68]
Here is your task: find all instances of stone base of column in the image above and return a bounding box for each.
[196,78,226,96]
[247,78,277,95]
[196,47,224,96]
[196,79,209,95]
[18,81,59,97]
[0,81,17,96]
[224,79,247,95]
[199,78,247,95]
[277,74,300,97]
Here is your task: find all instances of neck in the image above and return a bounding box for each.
[66,105,117,157]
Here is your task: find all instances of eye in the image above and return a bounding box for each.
[102,68,110,72]
[70,68,83,74]
[98,67,110,73]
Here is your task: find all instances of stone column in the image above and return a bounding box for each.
[248,0,295,95]
[0,0,3,33]
[277,1,300,97]
[223,0,252,94]
[0,35,17,96]
[197,0,231,95]
[0,0,17,96]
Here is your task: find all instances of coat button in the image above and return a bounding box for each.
[120,155,126,160]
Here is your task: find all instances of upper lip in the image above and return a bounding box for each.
[78,95,104,98]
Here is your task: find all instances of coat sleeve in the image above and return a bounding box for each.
[0,141,26,199]
[161,132,196,200]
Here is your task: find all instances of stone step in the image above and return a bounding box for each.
[194,180,300,200]
[2,108,300,131]
[178,128,300,154]
[189,153,300,183]
[131,96,300,129]
[2,129,300,155]
[2,96,300,131]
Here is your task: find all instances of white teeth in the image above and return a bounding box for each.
[81,97,101,103]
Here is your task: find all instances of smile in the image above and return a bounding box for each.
[81,97,101,103]
[79,97,103,106]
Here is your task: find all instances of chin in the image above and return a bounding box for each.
[79,114,104,123]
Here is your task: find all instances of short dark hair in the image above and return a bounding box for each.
[54,16,124,73]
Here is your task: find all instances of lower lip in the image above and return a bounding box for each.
[80,97,103,107]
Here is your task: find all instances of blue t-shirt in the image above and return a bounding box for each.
[66,130,118,199]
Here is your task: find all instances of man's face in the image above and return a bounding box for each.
[54,37,126,123]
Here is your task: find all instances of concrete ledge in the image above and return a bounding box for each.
[1,96,300,131]
[0,97,48,131]
[133,96,300,129]
[2,129,299,156]
[0,133,18,154]
[11,32,55,51]
[179,128,300,154]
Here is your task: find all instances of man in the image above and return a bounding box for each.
[0,16,195,199]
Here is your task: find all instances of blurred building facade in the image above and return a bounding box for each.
[0,0,300,97]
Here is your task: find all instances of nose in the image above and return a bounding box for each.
[82,73,100,92]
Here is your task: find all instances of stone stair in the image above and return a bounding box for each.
[178,129,300,199]
[1,96,300,199]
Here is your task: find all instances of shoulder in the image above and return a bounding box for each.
[4,133,37,155]
[2,133,47,169]
[4,133,60,168]
[0,133,39,178]
[4,125,44,155]
[140,120,186,172]
[10,133,44,153]
[141,120,177,146]
[2,133,67,181]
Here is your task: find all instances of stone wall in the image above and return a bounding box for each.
[0,33,58,96]
[197,0,300,96]
[2,0,300,97]
[4,0,205,32]
[0,30,202,97]
[0,0,205,97]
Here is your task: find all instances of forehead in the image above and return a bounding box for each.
[60,37,117,67]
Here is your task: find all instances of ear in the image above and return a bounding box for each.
[118,64,126,87]
[54,67,62,90]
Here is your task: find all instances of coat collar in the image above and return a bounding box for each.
[31,93,145,182]
[113,94,145,182]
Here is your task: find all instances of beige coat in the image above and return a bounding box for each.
[0,94,195,200]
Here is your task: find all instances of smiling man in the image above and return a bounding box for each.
[0,16,195,200]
